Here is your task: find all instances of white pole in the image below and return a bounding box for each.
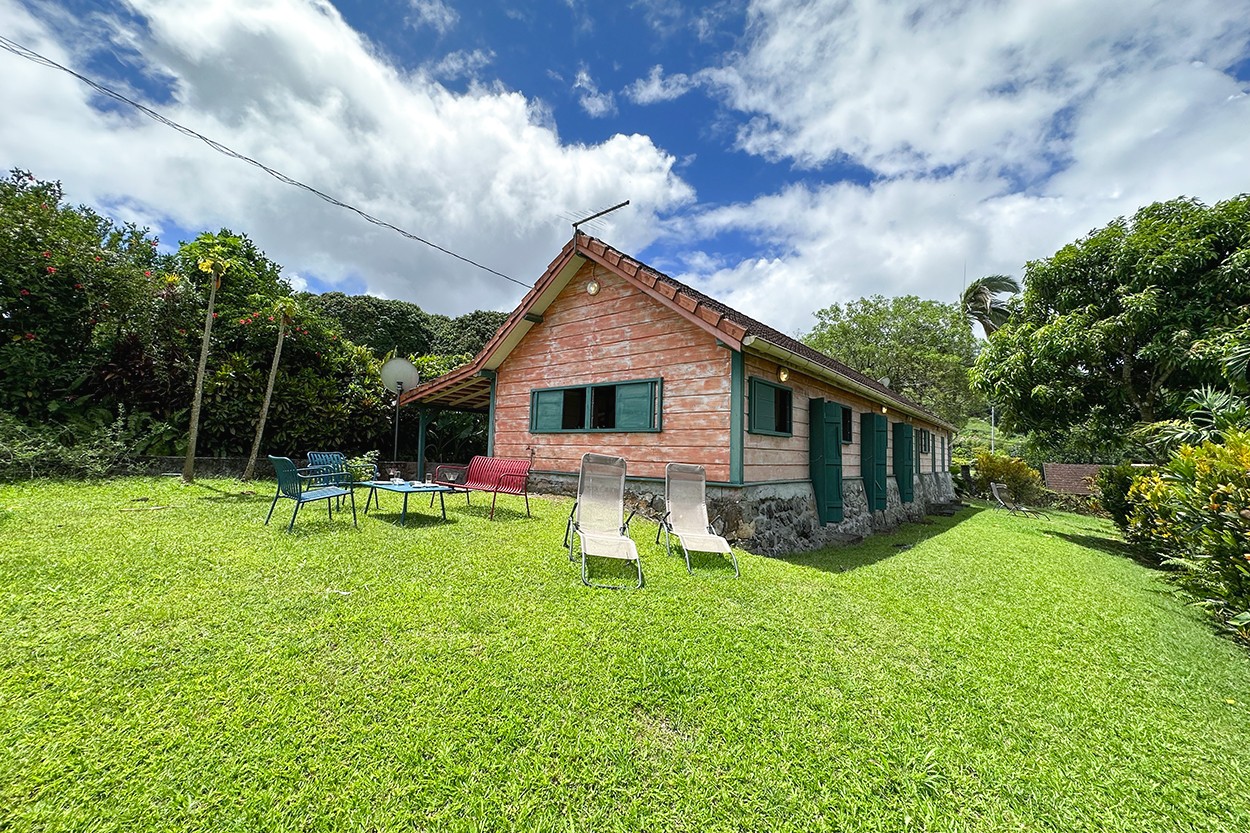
[990,404,996,454]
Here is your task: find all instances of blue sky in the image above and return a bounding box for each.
[3,0,1249,334]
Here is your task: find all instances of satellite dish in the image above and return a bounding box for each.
[381,357,421,463]
[381,357,421,394]
[877,376,891,388]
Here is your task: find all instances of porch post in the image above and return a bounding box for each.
[417,409,431,480]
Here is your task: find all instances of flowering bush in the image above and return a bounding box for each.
[1126,431,1250,640]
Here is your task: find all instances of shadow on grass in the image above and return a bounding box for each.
[443,502,538,522]
[1049,530,1166,570]
[194,482,268,503]
[363,511,459,530]
[776,505,986,575]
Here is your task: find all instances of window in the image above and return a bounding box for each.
[841,406,853,444]
[748,377,793,436]
[530,379,661,433]
[918,428,932,454]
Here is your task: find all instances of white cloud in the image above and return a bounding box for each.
[424,48,494,82]
[652,0,1250,334]
[714,0,1250,176]
[407,0,458,35]
[572,66,617,118]
[624,65,697,105]
[0,0,693,316]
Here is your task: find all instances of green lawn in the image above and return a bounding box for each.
[2,478,1248,832]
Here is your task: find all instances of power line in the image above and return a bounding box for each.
[0,34,531,289]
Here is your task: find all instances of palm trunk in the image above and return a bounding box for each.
[181,278,220,484]
[242,319,287,482]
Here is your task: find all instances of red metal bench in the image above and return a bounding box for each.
[433,456,531,520]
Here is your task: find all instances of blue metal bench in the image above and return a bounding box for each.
[266,455,357,532]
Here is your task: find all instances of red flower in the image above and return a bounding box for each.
[74,283,83,290]
[212,312,219,319]
[178,328,186,335]
[41,251,50,258]
[150,240,158,247]
[24,332,35,341]
[144,270,151,277]
[20,289,30,296]
[268,316,275,322]
[46,266,56,274]
[94,256,101,262]
[239,318,248,325]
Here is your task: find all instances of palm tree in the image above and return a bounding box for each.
[181,235,239,484]
[242,296,301,482]
[962,274,1021,337]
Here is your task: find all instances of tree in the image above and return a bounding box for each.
[802,295,980,426]
[241,296,301,481]
[179,233,240,483]
[961,274,1020,338]
[974,195,1250,436]
[0,169,164,422]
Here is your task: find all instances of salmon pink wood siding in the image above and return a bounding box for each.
[491,262,732,481]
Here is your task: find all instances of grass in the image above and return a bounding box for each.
[2,477,1249,832]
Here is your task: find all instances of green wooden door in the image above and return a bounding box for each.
[893,422,914,502]
[861,412,888,511]
[809,399,844,524]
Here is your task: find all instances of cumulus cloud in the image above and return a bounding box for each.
[407,0,458,35]
[658,0,1250,333]
[624,65,698,105]
[0,0,693,316]
[572,65,617,118]
[714,0,1250,176]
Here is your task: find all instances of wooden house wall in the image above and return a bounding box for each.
[492,261,733,480]
[742,354,949,484]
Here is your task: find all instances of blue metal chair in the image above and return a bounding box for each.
[266,456,357,532]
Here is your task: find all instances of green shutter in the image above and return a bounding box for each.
[614,381,654,430]
[931,431,937,472]
[809,399,844,524]
[749,378,775,433]
[893,422,914,502]
[861,412,888,511]
[532,389,563,432]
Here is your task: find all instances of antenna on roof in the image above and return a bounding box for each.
[573,200,630,234]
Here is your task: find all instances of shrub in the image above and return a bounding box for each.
[1126,431,1250,640]
[972,452,1044,503]
[0,409,172,480]
[1093,463,1152,532]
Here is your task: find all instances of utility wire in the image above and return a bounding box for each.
[0,34,531,288]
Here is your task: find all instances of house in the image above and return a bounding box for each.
[404,233,956,554]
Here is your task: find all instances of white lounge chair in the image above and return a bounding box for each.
[658,462,739,577]
[565,453,643,589]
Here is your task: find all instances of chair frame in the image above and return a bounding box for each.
[266,455,357,532]
[656,462,739,577]
[989,482,1048,518]
[564,453,643,589]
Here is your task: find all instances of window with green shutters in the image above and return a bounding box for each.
[530,379,661,433]
[748,377,793,436]
[860,412,888,511]
[893,422,914,502]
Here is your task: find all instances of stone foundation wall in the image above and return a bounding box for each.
[531,469,956,557]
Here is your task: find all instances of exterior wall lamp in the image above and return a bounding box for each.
[586,279,601,296]
[778,368,790,382]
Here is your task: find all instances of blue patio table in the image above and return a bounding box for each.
[363,480,454,526]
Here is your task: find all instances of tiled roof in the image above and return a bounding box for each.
[574,234,937,420]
